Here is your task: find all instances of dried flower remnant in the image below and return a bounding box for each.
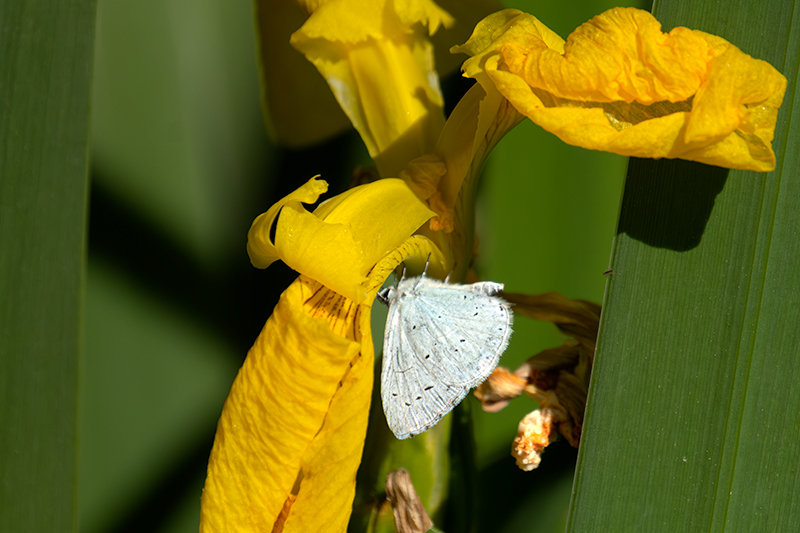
[475,292,600,470]
[513,409,557,471]
[385,468,434,533]
[473,365,527,412]
[202,0,530,529]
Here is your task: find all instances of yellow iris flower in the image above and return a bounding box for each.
[201,1,513,531]
[454,7,787,171]
[200,100,519,532]
[200,177,440,532]
[201,3,788,531]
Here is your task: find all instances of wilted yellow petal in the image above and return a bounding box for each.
[200,276,371,532]
[457,8,787,171]
[474,291,600,470]
[248,177,435,302]
[290,0,453,176]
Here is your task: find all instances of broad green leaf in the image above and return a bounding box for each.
[0,2,96,532]
[569,0,799,530]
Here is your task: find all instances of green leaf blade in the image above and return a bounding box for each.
[568,0,800,530]
[0,2,96,532]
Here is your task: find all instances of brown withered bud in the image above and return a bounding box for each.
[474,365,528,412]
[475,291,601,470]
[501,291,600,352]
[385,468,433,533]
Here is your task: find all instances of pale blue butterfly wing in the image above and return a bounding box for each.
[379,274,513,439]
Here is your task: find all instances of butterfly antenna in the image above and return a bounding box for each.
[423,254,432,277]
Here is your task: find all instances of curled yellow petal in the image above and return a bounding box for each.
[247,176,329,270]
[457,8,787,171]
[247,177,435,303]
[200,276,372,532]
[366,233,450,292]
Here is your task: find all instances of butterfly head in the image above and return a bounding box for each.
[377,260,411,306]
[376,286,394,306]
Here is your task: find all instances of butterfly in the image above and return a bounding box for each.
[377,271,513,439]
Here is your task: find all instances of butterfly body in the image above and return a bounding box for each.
[378,273,513,439]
